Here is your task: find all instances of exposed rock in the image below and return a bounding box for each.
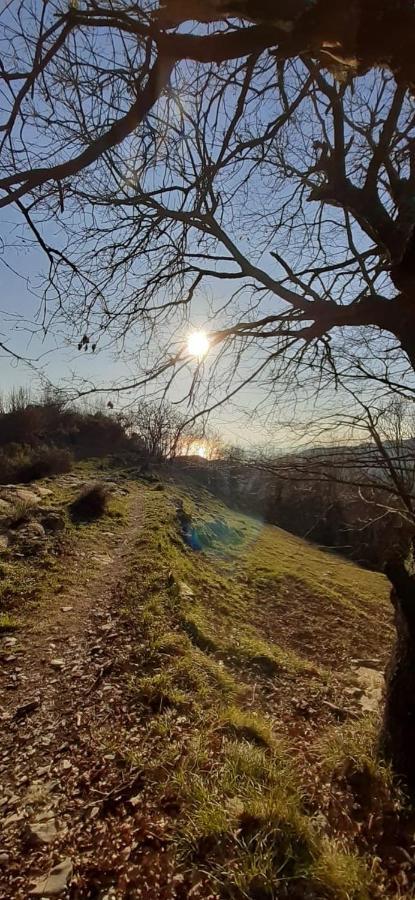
[14,489,40,505]
[178,581,194,600]
[343,686,363,699]
[30,857,73,896]
[11,520,47,554]
[50,658,65,669]
[19,521,45,538]
[61,606,73,613]
[25,817,57,846]
[40,511,65,533]
[36,487,54,498]
[354,666,384,713]
[0,852,10,865]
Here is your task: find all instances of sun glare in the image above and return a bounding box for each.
[194,444,207,458]
[187,330,209,358]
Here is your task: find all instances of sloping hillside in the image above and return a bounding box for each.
[118,476,409,900]
[0,465,412,899]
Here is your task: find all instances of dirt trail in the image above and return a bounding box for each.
[0,486,148,899]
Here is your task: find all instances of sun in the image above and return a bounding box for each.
[187,330,209,358]
[194,444,208,458]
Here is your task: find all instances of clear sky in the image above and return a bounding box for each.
[0,216,270,448]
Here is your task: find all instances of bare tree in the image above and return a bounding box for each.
[33,56,415,418]
[123,399,199,460]
[1,3,415,395]
[1,0,415,214]
[4,2,415,789]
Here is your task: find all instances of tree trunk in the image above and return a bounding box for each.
[381,561,415,794]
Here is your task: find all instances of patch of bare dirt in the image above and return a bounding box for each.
[0,485,190,899]
[252,577,393,671]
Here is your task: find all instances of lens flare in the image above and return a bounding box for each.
[187,330,209,358]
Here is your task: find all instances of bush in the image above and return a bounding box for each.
[17,447,72,482]
[0,444,72,484]
[69,482,109,520]
[0,444,30,483]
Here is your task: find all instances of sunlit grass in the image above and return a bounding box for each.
[117,480,385,897]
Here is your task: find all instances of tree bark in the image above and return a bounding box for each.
[381,561,415,794]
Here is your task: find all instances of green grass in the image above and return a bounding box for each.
[171,478,391,617]
[220,706,275,748]
[0,611,19,632]
[310,840,373,900]
[315,716,394,800]
[0,462,131,624]
[1,462,400,897]
[117,480,396,898]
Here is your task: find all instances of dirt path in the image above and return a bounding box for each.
[0,485,151,899]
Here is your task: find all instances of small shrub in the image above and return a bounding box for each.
[17,446,72,482]
[0,444,72,484]
[69,482,109,520]
[0,444,30,483]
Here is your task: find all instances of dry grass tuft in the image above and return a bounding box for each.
[69,482,109,520]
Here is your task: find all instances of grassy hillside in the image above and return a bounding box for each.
[1,464,409,898]
[118,475,410,900]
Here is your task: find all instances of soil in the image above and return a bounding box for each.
[0,486,170,899]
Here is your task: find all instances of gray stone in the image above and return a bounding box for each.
[30,857,73,896]
[178,581,194,600]
[0,852,9,865]
[50,658,65,669]
[14,489,40,505]
[40,512,65,533]
[36,487,54,498]
[19,521,45,538]
[353,666,384,713]
[26,818,57,846]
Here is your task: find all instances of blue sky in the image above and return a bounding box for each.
[0,219,265,447]
[1,15,412,451]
